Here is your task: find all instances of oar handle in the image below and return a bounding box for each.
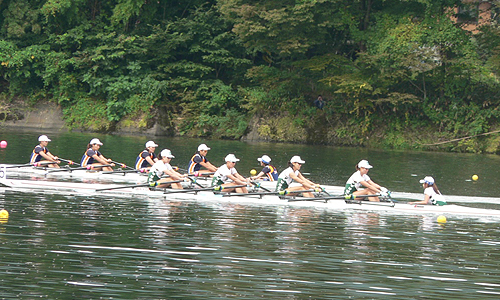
[110,160,134,170]
[278,189,316,196]
[187,176,205,188]
[213,184,248,191]
[149,179,184,187]
[58,158,81,166]
[250,181,272,192]
[33,161,59,167]
[171,166,187,172]
[192,171,215,177]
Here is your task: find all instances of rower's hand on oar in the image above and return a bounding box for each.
[380,187,391,198]
[312,184,322,192]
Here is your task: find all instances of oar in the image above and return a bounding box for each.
[101,169,143,175]
[46,164,114,173]
[58,158,81,166]
[250,181,272,192]
[214,184,248,191]
[162,186,214,194]
[286,194,390,203]
[347,193,395,203]
[163,184,247,194]
[44,165,73,173]
[46,165,92,173]
[344,193,395,205]
[345,199,395,207]
[95,182,157,192]
[6,163,33,169]
[320,187,333,196]
[278,189,316,196]
[187,176,206,188]
[192,171,215,177]
[222,191,281,197]
[110,160,135,170]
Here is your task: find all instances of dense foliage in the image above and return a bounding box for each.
[2,0,500,151]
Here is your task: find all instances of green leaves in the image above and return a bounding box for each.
[1,0,500,149]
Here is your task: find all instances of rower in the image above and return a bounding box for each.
[276,156,319,198]
[135,140,159,171]
[147,149,187,189]
[212,154,249,193]
[30,135,60,168]
[409,176,447,205]
[80,138,115,172]
[250,155,278,182]
[344,159,389,202]
[187,143,218,175]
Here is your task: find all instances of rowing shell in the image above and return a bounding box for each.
[1,178,500,219]
[3,163,149,183]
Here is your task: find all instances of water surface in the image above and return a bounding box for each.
[1,131,500,298]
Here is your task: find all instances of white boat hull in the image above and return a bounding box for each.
[1,178,500,219]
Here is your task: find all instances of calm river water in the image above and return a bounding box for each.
[0,131,499,298]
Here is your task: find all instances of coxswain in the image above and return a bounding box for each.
[212,154,249,193]
[409,176,446,205]
[135,140,159,171]
[250,155,278,181]
[30,135,60,168]
[80,138,115,171]
[147,149,187,189]
[276,156,319,198]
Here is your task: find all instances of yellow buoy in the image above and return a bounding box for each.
[472,174,478,181]
[0,209,9,223]
[437,215,447,223]
[250,169,257,176]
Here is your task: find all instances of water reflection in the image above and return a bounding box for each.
[0,188,500,298]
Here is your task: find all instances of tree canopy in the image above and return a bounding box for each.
[1,0,500,151]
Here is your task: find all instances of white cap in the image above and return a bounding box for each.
[38,135,51,142]
[145,141,158,148]
[198,144,211,151]
[358,159,372,169]
[419,176,435,185]
[290,156,305,164]
[257,155,271,164]
[160,149,175,158]
[225,154,240,162]
[89,138,103,145]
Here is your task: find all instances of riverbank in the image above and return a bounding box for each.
[1,100,499,154]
